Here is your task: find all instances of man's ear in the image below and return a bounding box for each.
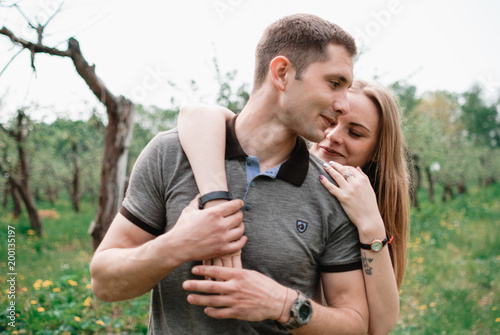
[269,56,293,91]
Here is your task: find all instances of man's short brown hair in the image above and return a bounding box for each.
[254,14,357,89]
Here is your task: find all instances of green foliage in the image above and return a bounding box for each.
[213,57,249,113]
[395,183,500,334]
[461,85,500,148]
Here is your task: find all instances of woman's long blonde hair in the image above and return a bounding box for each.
[351,80,410,288]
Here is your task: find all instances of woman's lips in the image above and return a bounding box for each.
[319,146,344,157]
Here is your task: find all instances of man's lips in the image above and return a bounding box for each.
[321,115,334,127]
[319,146,344,157]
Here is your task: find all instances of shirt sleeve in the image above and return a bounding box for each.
[121,131,175,236]
[318,216,362,273]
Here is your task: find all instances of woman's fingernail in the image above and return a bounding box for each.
[319,175,324,180]
[322,162,329,168]
[329,161,335,165]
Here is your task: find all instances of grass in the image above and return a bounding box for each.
[395,183,500,334]
[0,197,149,334]
[0,184,499,334]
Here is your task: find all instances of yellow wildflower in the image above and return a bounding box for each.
[22,287,28,292]
[53,287,61,292]
[30,300,37,305]
[74,316,81,322]
[42,280,53,288]
[86,284,91,289]
[83,297,92,307]
[68,280,78,286]
[27,229,36,235]
[430,302,437,307]
[96,320,105,326]
[418,305,427,310]
[496,317,500,323]
[33,279,42,290]
[37,307,45,312]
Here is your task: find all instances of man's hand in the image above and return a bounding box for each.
[165,197,247,263]
[182,265,290,322]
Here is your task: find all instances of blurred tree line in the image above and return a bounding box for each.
[1,68,499,234]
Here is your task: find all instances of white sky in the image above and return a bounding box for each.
[1,0,499,123]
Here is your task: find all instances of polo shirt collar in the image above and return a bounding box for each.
[225,115,310,186]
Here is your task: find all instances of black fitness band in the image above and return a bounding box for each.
[198,191,233,209]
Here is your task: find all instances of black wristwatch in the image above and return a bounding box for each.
[283,291,313,330]
[198,191,233,209]
[359,236,391,252]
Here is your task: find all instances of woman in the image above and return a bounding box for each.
[177,80,410,335]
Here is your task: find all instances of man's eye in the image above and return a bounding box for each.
[330,81,339,88]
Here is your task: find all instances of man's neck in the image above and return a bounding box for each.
[235,91,297,172]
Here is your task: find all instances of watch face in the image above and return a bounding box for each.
[372,241,383,251]
[298,302,312,321]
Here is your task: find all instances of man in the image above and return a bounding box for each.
[91,14,368,334]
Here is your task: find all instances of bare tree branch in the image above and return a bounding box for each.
[0,47,23,77]
[13,2,36,29]
[0,26,116,109]
[42,0,65,29]
[0,26,69,57]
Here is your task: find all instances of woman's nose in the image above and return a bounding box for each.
[325,127,344,144]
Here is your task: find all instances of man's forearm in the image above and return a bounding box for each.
[90,233,183,302]
[291,300,368,335]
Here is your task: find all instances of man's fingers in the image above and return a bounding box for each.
[211,199,244,217]
[188,194,201,209]
[191,265,234,281]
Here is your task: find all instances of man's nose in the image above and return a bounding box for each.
[332,91,350,117]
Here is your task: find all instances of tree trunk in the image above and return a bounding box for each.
[46,186,56,205]
[409,153,420,208]
[457,177,467,195]
[10,175,43,234]
[10,179,22,218]
[425,166,434,203]
[91,97,134,250]
[2,180,8,209]
[442,184,454,202]
[69,143,80,212]
[15,111,43,233]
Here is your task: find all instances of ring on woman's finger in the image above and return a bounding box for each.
[344,172,354,180]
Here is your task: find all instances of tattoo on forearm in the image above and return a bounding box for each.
[362,252,374,275]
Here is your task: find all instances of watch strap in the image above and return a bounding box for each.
[283,290,312,330]
[198,191,233,209]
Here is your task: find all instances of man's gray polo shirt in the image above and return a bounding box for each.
[120,116,361,334]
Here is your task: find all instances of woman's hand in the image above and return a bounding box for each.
[319,161,384,233]
[203,199,243,273]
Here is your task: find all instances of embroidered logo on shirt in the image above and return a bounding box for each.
[296,220,308,233]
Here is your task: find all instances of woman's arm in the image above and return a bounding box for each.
[178,103,239,268]
[320,161,399,335]
[178,103,235,195]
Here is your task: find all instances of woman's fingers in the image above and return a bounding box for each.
[319,173,339,196]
